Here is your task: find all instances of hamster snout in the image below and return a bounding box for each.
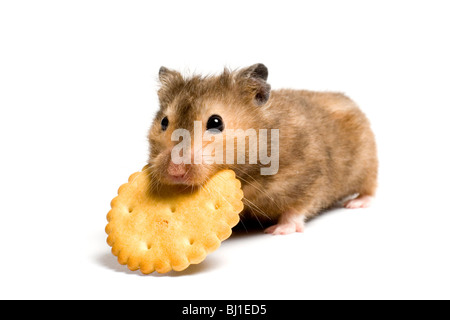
[167,161,187,181]
[149,133,223,186]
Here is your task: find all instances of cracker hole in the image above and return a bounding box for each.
[157,219,169,228]
[215,202,220,210]
[147,243,152,250]
[188,238,195,245]
[170,205,176,213]
[128,207,133,213]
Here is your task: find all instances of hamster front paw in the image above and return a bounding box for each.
[343,195,374,209]
[264,209,305,235]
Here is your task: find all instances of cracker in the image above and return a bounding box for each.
[105,166,244,274]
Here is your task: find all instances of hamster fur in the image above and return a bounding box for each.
[147,64,378,235]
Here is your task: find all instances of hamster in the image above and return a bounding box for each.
[147,63,378,235]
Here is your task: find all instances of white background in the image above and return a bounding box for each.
[1,0,449,299]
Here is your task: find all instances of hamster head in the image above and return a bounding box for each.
[147,63,272,187]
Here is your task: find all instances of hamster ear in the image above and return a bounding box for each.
[157,67,184,106]
[242,63,269,81]
[158,66,182,85]
[238,63,271,106]
[159,66,169,78]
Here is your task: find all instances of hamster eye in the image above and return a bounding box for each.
[161,116,169,131]
[206,115,224,132]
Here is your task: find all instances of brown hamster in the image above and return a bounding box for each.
[147,63,378,235]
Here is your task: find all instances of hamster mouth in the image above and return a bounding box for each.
[167,172,191,185]
[151,156,216,187]
[165,160,193,185]
[163,166,212,187]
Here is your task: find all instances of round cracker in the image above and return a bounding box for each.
[105,167,244,274]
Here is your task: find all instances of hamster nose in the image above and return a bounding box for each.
[167,161,187,177]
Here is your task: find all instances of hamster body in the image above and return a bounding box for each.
[148,64,378,234]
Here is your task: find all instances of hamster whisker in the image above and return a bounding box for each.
[232,167,281,211]
[243,200,264,229]
[242,197,272,221]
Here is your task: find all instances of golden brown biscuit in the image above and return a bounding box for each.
[105,167,244,274]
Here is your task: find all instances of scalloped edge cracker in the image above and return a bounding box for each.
[105,167,244,274]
